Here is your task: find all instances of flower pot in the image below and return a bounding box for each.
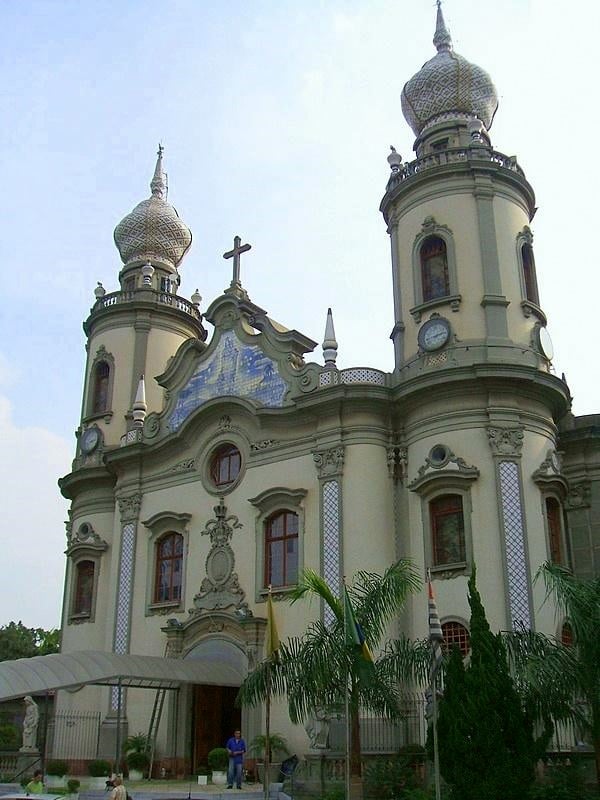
[46,776,67,789]
[197,775,208,785]
[211,770,228,785]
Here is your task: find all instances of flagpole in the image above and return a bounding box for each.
[431,669,441,800]
[264,586,273,800]
[343,577,351,800]
[427,570,442,800]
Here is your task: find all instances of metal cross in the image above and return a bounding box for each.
[223,235,251,288]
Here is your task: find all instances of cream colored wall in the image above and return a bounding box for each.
[145,327,190,413]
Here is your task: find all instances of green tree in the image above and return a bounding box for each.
[237,561,428,776]
[506,563,600,788]
[0,621,60,661]
[436,569,544,800]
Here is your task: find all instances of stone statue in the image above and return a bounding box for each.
[20,695,39,752]
[305,707,331,750]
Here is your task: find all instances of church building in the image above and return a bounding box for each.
[57,4,599,773]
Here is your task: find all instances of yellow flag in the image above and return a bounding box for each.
[266,591,280,661]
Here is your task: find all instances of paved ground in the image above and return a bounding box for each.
[0,782,271,800]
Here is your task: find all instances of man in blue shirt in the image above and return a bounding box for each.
[226,729,246,789]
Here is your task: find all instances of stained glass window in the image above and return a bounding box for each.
[74,560,94,616]
[430,494,466,566]
[421,236,450,301]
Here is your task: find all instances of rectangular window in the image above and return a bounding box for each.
[265,511,299,588]
[431,495,466,566]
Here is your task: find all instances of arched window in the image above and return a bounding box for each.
[265,511,299,588]
[154,532,183,603]
[561,621,573,648]
[521,243,539,305]
[73,560,95,616]
[442,621,470,657]
[92,361,110,414]
[210,444,242,488]
[430,494,466,566]
[545,497,563,565]
[421,236,450,302]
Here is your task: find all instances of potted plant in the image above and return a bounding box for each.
[207,747,229,785]
[196,765,208,786]
[46,759,69,788]
[87,759,111,789]
[248,733,290,784]
[123,731,150,781]
[66,778,81,800]
[126,750,150,781]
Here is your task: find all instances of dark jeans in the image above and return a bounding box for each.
[228,758,243,787]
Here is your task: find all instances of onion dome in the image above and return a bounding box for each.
[401,3,498,137]
[114,146,192,271]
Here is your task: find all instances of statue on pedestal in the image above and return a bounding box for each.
[20,696,39,752]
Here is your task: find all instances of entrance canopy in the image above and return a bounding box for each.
[0,650,244,701]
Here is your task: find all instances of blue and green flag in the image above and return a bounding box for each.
[343,584,374,662]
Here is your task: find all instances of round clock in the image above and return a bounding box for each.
[81,427,100,454]
[418,317,451,352]
[537,326,554,361]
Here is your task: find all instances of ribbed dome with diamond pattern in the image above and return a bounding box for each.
[114,147,192,271]
[401,3,498,137]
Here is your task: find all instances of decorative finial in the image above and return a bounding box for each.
[94,282,106,299]
[150,144,167,200]
[433,0,452,53]
[322,307,338,368]
[387,145,403,171]
[132,375,147,428]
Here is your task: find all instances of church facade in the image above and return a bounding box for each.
[58,5,599,771]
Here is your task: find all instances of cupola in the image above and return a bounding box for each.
[401,2,498,152]
[113,146,192,275]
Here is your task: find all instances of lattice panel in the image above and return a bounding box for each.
[340,368,385,385]
[111,523,136,709]
[498,461,531,629]
[322,480,340,626]
[426,352,448,367]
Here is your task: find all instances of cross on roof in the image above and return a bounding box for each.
[223,235,251,289]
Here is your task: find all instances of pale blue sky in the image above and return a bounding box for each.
[1,0,597,629]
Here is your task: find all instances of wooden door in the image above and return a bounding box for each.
[193,685,240,771]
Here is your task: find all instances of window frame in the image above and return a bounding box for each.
[264,509,300,590]
[249,487,307,601]
[209,443,242,488]
[85,346,115,422]
[142,511,191,615]
[410,218,461,322]
[430,493,467,568]
[153,531,184,605]
[516,227,546,322]
[66,522,107,625]
[441,619,470,658]
[72,559,95,618]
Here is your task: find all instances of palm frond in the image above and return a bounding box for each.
[289,569,343,621]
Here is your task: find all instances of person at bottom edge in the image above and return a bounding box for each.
[26,770,44,794]
[226,728,246,789]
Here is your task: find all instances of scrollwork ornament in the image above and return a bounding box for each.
[118,493,142,523]
[144,413,161,439]
[313,446,345,479]
[486,426,524,457]
[564,481,591,510]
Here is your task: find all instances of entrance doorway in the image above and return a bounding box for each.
[193,684,240,771]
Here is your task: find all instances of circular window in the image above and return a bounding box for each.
[209,443,242,488]
[429,444,449,466]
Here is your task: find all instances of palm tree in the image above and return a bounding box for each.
[237,560,428,777]
[505,562,600,788]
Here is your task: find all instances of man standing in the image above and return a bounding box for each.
[226,729,246,789]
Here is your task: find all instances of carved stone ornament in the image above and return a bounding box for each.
[117,493,143,523]
[218,415,232,431]
[387,444,407,482]
[192,498,247,613]
[409,446,479,492]
[532,450,568,496]
[66,521,108,554]
[250,439,279,452]
[169,458,196,473]
[313,446,345,479]
[564,481,592,510]
[487,426,524,457]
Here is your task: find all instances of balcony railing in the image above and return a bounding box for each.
[386,145,524,193]
[92,289,202,321]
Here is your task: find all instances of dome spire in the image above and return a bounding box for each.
[150,143,167,200]
[433,1,452,53]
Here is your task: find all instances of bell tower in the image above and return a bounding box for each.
[382,3,550,375]
[78,147,206,455]
[381,4,570,634]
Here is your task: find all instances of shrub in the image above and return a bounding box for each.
[88,759,111,777]
[46,760,69,777]
[530,760,595,800]
[248,733,289,761]
[363,756,423,800]
[126,751,149,771]
[207,747,229,771]
[123,732,148,755]
[67,779,81,794]
[0,722,20,751]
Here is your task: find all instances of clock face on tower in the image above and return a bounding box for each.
[418,317,451,352]
[80,427,100,454]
